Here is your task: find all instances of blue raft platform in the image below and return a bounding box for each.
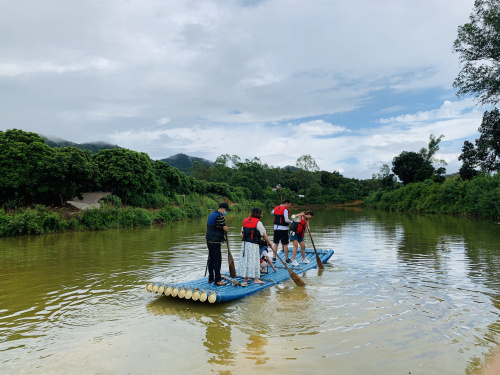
[146,248,334,304]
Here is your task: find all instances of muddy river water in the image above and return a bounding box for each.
[1,208,500,374]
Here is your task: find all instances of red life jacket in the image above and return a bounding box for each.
[291,215,307,237]
[273,205,289,226]
[242,217,261,244]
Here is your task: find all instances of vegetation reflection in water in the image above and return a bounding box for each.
[1,208,500,374]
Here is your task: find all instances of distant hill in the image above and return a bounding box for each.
[160,153,214,175]
[42,136,120,154]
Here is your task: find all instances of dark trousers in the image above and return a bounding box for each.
[207,242,222,282]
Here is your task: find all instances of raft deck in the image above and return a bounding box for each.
[146,248,334,303]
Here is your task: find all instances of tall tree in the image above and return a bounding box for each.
[0,129,52,205]
[453,0,500,105]
[93,148,159,202]
[419,134,447,167]
[210,154,239,183]
[459,108,500,176]
[458,140,479,179]
[392,151,434,185]
[296,154,319,172]
[36,147,97,205]
[476,107,500,172]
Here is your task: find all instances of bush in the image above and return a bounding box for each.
[100,194,122,208]
[364,173,500,220]
[79,207,120,230]
[127,193,169,208]
[0,205,67,236]
[118,207,154,227]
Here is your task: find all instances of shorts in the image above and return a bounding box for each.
[273,229,289,245]
[290,231,304,243]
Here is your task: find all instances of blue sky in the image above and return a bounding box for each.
[0,0,486,179]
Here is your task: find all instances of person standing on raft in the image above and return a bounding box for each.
[271,199,293,263]
[289,210,314,266]
[237,208,273,284]
[206,203,231,286]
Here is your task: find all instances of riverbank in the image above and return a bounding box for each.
[364,173,500,220]
[0,193,263,237]
[0,192,366,237]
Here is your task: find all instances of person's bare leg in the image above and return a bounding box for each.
[292,240,298,261]
[300,241,306,260]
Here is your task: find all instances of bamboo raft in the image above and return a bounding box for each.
[146,248,334,304]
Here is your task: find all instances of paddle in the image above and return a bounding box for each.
[306,224,324,270]
[275,253,306,286]
[221,275,246,287]
[226,233,236,278]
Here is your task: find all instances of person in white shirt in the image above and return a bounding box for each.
[289,210,315,266]
[271,199,293,263]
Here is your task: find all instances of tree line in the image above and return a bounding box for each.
[1,128,376,210]
[0,129,246,208]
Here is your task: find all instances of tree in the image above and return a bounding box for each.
[296,154,319,172]
[419,134,447,167]
[320,170,344,189]
[453,0,500,105]
[36,147,97,205]
[476,107,500,172]
[458,140,479,180]
[266,166,284,188]
[93,148,159,202]
[0,129,52,205]
[372,164,397,189]
[459,108,500,175]
[210,154,239,183]
[419,134,447,183]
[189,161,211,181]
[392,151,434,185]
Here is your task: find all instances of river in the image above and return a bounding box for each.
[1,208,500,374]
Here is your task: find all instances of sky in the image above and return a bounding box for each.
[0,0,488,179]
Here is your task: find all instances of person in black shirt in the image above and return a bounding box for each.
[206,203,230,286]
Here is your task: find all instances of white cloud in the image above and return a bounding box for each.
[297,120,348,136]
[156,117,171,126]
[379,98,479,125]
[0,57,114,77]
[0,0,482,178]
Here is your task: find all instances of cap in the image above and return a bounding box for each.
[219,202,231,211]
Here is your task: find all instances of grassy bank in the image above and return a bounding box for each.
[0,193,263,237]
[364,173,500,220]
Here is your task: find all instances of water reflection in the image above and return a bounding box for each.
[244,334,269,364]
[146,297,237,369]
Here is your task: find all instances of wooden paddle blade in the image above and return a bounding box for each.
[287,267,306,286]
[315,253,325,269]
[226,234,236,278]
[275,253,305,286]
[307,226,324,270]
[228,254,236,278]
